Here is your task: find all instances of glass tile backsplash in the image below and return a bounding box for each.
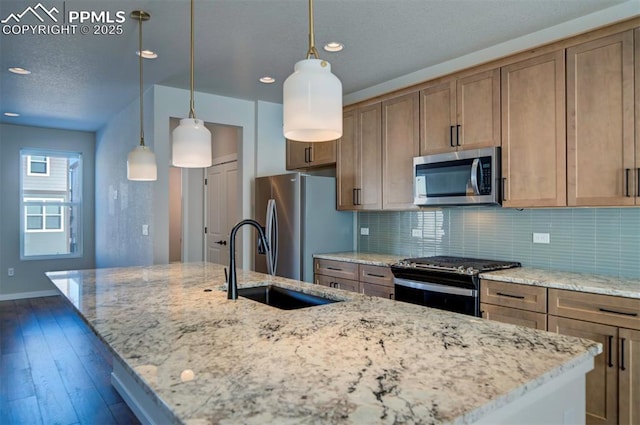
[358,207,640,279]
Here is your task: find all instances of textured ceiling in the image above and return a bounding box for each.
[0,0,637,131]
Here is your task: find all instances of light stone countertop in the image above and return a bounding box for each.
[314,252,640,300]
[314,252,404,267]
[46,262,600,425]
[480,267,640,299]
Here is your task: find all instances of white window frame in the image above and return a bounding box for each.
[24,197,65,233]
[27,155,50,176]
[20,148,83,260]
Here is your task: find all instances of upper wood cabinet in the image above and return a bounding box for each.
[337,104,382,210]
[420,69,500,155]
[382,92,420,210]
[567,30,636,206]
[501,50,566,207]
[286,139,336,170]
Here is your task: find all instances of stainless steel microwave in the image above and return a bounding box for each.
[414,147,501,206]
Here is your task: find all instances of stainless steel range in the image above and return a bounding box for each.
[390,256,521,316]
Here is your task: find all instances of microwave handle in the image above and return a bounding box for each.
[470,158,481,195]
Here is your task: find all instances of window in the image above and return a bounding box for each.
[27,155,50,176]
[24,198,64,232]
[20,149,83,259]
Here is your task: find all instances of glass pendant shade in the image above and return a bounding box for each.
[172,118,212,168]
[127,145,157,181]
[283,59,342,142]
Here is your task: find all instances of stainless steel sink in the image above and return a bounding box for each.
[237,285,341,310]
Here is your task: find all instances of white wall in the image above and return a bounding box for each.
[0,123,96,299]
[152,85,258,266]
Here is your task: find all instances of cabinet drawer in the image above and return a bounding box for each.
[481,303,547,330]
[359,264,393,287]
[314,259,358,280]
[549,288,640,331]
[314,274,360,293]
[480,279,547,313]
[362,281,394,300]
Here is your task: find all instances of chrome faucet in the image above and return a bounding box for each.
[227,219,269,300]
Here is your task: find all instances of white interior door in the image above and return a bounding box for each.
[206,161,239,266]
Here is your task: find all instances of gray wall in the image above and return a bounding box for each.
[0,123,95,298]
[358,207,640,279]
[95,88,155,268]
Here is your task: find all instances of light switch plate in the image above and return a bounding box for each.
[412,229,422,238]
[533,233,550,244]
[360,227,369,236]
[142,224,149,236]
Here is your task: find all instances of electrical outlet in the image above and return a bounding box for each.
[142,224,149,236]
[8,268,14,277]
[412,229,422,238]
[360,227,369,236]
[533,233,550,244]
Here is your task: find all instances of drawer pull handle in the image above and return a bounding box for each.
[496,292,525,300]
[620,338,626,371]
[598,308,638,317]
[366,273,386,278]
[327,267,342,271]
[607,335,614,368]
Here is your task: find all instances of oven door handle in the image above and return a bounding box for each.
[394,278,477,297]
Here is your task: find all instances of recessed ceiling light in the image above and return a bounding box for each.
[136,50,158,59]
[323,42,344,52]
[259,76,276,84]
[8,67,31,75]
[4,112,20,117]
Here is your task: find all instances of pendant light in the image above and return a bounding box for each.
[127,10,157,181]
[283,0,342,142]
[171,0,212,168]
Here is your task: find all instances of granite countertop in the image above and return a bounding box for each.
[314,252,640,300]
[313,252,404,267]
[480,267,640,299]
[46,262,600,425]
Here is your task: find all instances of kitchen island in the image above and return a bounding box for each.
[46,262,600,424]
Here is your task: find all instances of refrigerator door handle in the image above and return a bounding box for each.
[265,199,278,275]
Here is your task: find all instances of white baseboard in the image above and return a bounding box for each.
[0,289,60,301]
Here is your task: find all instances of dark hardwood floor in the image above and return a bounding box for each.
[0,296,140,425]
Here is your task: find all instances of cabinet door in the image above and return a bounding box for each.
[308,140,336,167]
[314,274,360,293]
[501,50,566,207]
[286,140,309,170]
[420,80,456,155]
[549,316,618,425]
[337,109,358,210]
[362,281,394,299]
[636,28,640,205]
[382,92,420,210]
[456,68,501,150]
[567,30,635,206]
[619,328,640,425]
[358,103,382,210]
[481,303,547,330]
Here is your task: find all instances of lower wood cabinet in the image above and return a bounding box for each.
[480,279,547,330]
[314,259,394,299]
[549,288,640,425]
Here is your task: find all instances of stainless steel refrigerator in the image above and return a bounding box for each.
[254,173,354,283]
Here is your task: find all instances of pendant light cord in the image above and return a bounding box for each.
[138,15,145,146]
[189,0,196,119]
[305,0,320,59]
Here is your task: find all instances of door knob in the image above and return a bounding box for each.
[215,240,227,246]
